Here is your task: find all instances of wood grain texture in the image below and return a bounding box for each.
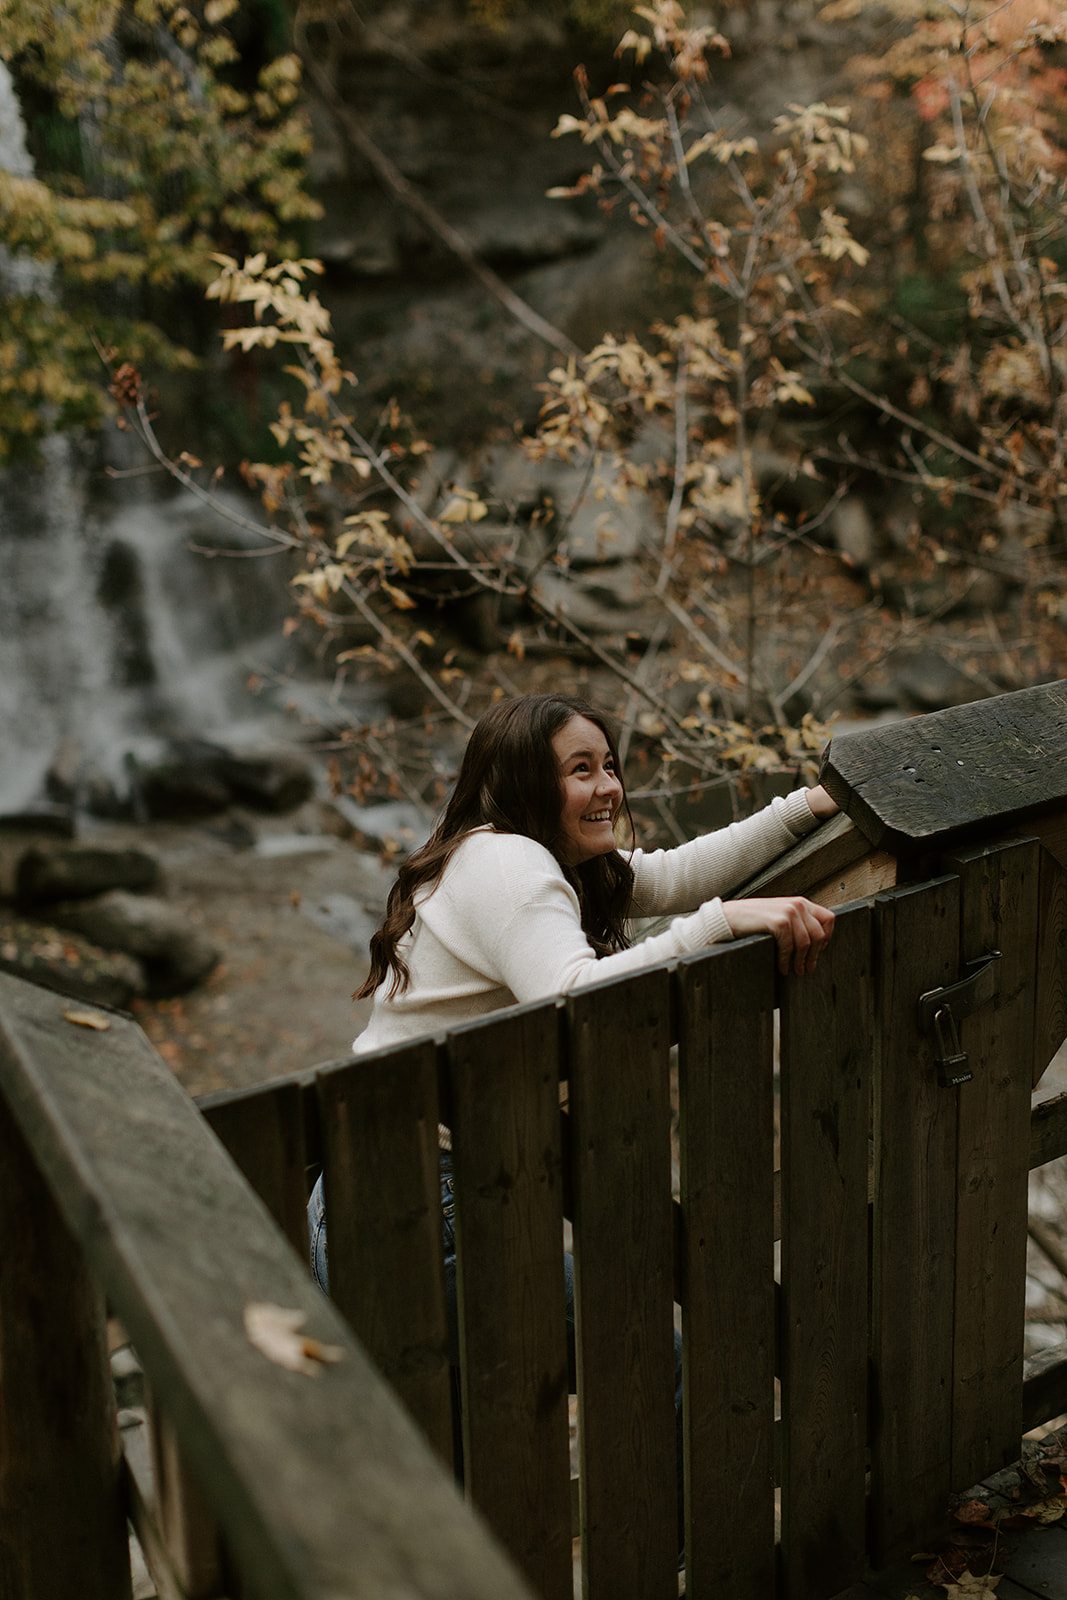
[869,877,960,1565]
[779,902,873,1600]
[448,1002,572,1600]
[943,836,1038,1489]
[146,1390,224,1599]
[201,1075,314,1262]
[675,938,776,1600]
[0,971,534,1600]
[735,811,873,898]
[1033,844,1067,1086]
[820,680,1067,852]
[1031,1091,1067,1170]
[315,1041,453,1467]
[0,1084,132,1600]
[1022,1342,1067,1433]
[567,966,678,1600]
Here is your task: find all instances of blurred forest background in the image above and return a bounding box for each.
[3,0,1067,830]
[2,0,1067,1095]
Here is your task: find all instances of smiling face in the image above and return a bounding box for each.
[551,714,624,866]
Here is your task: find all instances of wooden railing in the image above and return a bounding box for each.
[0,967,533,1600]
[3,685,1067,1600]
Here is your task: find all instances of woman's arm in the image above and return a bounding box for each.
[630,786,837,917]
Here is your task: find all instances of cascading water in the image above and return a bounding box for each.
[0,58,119,812]
[0,59,359,816]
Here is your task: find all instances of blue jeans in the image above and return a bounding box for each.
[307,1158,684,1545]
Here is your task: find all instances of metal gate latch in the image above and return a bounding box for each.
[917,951,1001,1089]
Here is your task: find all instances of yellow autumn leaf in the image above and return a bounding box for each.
[243,1303,344,1376]
[62,1007,111,1031]
[380,580,416,610]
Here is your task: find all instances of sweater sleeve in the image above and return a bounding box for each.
[422,832,751,1008]
[628,788,820,917]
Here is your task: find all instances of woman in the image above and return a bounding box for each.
[310,688,835,1282]
[309,693,837,1533]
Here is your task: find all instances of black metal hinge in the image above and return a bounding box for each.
[917,951,1002,1088]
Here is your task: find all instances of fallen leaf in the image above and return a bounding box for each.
[62,1007,111,1031]
[243,1302,344,1376]
[996,1493,1066,1527]
[941,1574,1002,1598]
[953,1500,993,1526]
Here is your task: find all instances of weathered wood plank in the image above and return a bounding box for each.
[820,681,1067,852]
[943,836,1038,1489]
[1018,811,1067,871]
[806,847,898,909]
[869,877,960,1565]
[0,1078,133,1600]
[675,938,776,1600]
[0,971,534,1600]
[1022,1342,1067,1433]
[736,811,872,898]
[1031,1091,1067,1170]
[315,1041,453,1467]
[120,1412,200,1600]
[200,1073,316,1262]
[146,1391,225,1599]
[568,966,678,1600]
[1033,844,1067,1086]
[779,901,873,1600]
[448,1002,572,1600]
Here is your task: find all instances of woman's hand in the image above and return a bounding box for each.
[721,896,836,976]
[805,784,839,820]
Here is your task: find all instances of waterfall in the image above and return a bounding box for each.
[0,59,322,815]
[0,59,119,811]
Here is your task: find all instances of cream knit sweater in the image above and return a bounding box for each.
[352,788,820,1055]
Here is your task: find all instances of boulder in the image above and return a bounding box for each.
[16,845,162,908]
[531,568,660,638]
[134,741,233,818]
[219,750,315,814]
[130,740,315,819]
[49,891,220,997]
[0,915,145,1008]
[0,808,76,899]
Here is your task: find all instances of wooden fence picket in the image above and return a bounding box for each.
[315,1041,453,1466]
[945,835,1039,1490]
[201,1073,315,1260]
[869,876,959,1565]
[567,966,678,1600]
[778,901,873,1600]
[675,938,777,1600]
[448,1002,573,1600]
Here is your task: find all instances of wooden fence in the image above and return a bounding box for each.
[3,684,1067,1600]
[194,830,1067,1600]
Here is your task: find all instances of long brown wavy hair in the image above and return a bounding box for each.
[356,694,636,999]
